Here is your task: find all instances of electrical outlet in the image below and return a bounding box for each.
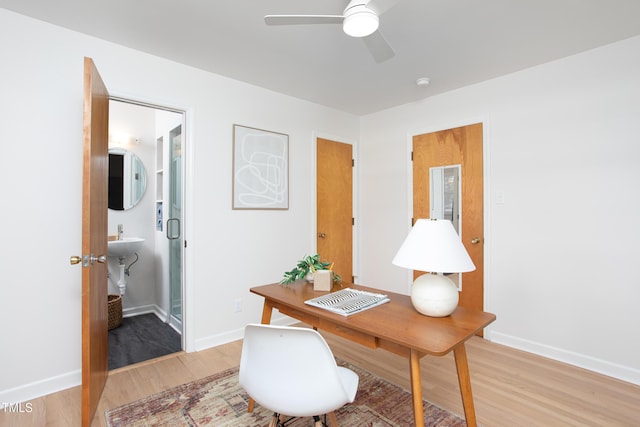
[234,298,242,313]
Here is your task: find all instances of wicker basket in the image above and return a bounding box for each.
[108,294,123,330]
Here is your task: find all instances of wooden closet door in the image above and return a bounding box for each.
[317,138,353,283]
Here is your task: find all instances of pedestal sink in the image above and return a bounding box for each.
[108,238,144,295]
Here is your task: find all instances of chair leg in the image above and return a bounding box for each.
[268,413,279,427]
[327,411,339,427]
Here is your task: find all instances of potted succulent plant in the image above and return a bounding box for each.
[280,254,342,285]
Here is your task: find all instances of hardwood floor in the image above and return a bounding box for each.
[2,334,639,426]
[324,334,640,426]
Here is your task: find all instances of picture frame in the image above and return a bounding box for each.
[232,124,289,210]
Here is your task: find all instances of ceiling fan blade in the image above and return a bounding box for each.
[363,30,395,63]
[366,0,402,15]
[264,15,344,26]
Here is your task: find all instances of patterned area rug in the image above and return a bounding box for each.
[105,360,466,426]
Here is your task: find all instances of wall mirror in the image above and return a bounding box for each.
[109,148,147,210]
[430,164,462,289]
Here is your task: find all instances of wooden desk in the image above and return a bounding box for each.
[250,282,496,427]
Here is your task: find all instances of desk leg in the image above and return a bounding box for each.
[248,301,275,413]
[260,300,274,324]
[409,349,425,427]
[453,343,477,427]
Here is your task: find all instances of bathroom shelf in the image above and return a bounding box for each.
[156,136,164,232]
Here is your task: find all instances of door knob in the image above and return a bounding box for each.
[471,237,481,244]
[318,232,326,238]
[91,255,107,264]
[70,254,106,266]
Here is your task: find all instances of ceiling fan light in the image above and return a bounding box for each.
[343,10,379,37]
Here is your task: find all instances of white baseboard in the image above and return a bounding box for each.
[193,315,295,352]
[0,369,80,407]
[490,331,640,386]
[123,304,161,318]
[1,305,178,404]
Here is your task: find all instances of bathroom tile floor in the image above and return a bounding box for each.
[108,313,181,370]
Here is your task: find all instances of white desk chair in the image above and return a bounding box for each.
[239,323,359,427]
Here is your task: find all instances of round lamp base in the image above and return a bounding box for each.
[411,273,459,317]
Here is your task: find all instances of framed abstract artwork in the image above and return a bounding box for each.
[232,124,289,209]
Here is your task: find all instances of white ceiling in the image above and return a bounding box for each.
[3,0,640,115]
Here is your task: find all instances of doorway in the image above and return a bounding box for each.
[107,99,185,369]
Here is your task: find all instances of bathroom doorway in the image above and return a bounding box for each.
[107,99,185,369]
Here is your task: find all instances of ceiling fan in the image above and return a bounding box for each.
[264,0,401,63]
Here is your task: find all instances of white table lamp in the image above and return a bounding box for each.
[392,219,475,317]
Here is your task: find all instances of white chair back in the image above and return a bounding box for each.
[239,323,358,417]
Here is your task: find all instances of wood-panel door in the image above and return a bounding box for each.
[81,57,110,426]
[317,138,353,283]
[412,123,484,311]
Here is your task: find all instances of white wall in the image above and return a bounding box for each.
[0,9,358,403]
[358,35,640,384]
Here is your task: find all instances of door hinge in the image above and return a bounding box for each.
[411,151,413,161]
[184,240,188,248]
[352,217,355,226]
[352,158,355,167]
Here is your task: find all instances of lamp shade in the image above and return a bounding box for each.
[392,219,475,273]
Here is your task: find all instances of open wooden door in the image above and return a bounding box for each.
[78,56,109,426]
[412,123,484,312]
[317,138,353,283]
